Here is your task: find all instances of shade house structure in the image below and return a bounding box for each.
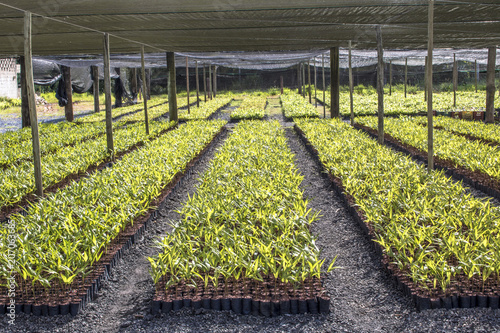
[1,0,500,320]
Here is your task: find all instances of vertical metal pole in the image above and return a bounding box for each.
[167,52,178,122]
[186,57,190,114]
[195,60,200,107]
[453,53,457,108]
[376,26,384,145]
[92,66,100,113]
[330,47,340,118]
[25,11,43,197]
[103,33,114,155]
[308,61,312,103]
[141,46,149,135]
[485,47,496,123]
[427,0,434,170]
[203,65,207,102]
[349,40,354,126]
[280,75,284,94]
[322,54,326,118]
[404,57,408,98]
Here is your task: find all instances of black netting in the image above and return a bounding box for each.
[29,48,500,94]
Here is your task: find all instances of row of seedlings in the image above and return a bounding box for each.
[149,120,336,316]
[280,91,319,120]
[295,118,500,310]
[318,89,498,117]
[0,120,177,218]
[179,97,233,121]
[355,116,500,199]
[75,95,170,123]
[118,97,194,122]
[230,95,267,121]
[0,120,227,316]
[1,122,109,168]
[412,116,500,145]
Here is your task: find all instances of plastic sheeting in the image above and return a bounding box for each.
[33,58,120,94]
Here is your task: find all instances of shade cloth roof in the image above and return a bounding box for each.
[0,0,499,57]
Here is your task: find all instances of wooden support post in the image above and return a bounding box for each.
[427,0,434,171]
[280,75,284,94]
[302,63,306,98]
[453,53,457,108]
[62,65,74,122]
[132,68,138,100]
[474,59,478,93]
[103,33,114,155]
[485,46,496,123]
[92,66,100,113]
[115,68,123,108]
[147,69,151,100]
[322,54,326,118]
[208,65,212,100]
[186,57,190,114]
[195,60,200,107]
[330,46,340,118]
[404,57,408,98]
[349,40,354,126]
[206,77,211,100]
[424,56,428,102]
[167,52,178,122]
[24,11,43,197]
[238,68,242,89]
[213,66,217,98]
[141,46,149,135]
[203,65,207,102]
[308,61,312,103]
[297,64,302,94]
[389,60,392,96]
[20,56,30,127]
[314,59,317,107]
[376,26,384,145]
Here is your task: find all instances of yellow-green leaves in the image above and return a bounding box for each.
[230,95,267,120]
[357,116,500,181]
[0,120,226,291]
[149,120,334,290]
[280,92,319,119]
[296,118,500,296]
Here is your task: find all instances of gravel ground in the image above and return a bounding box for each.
[2,113,499,333]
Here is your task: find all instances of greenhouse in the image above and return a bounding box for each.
[0,1,500,332]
